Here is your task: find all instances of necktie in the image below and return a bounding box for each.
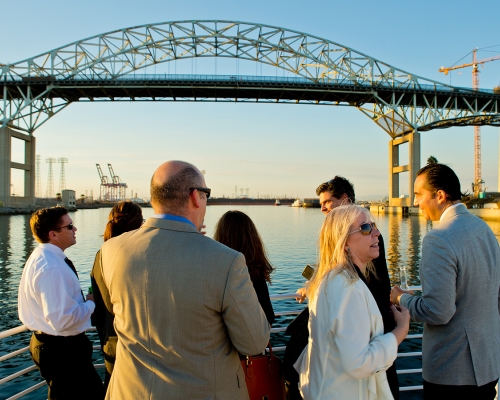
[64,257,85,301]
[64,257,78,277]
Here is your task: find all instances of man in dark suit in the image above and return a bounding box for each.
[391,164,500,399]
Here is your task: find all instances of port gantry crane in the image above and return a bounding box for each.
[96,164,110,201]
[107,164,127,201]
[95,163,128,201]
[439,50,500,197]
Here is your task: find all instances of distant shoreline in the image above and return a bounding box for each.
[0,199,296,215]
[0,202,142,215]
[207,198,294,206]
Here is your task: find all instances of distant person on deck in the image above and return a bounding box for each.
[99,160,270,400]
[294,176,399,399]
[18,207,104,400]
[214,210,276,326]
[90,201,143,391]
[391,164,500,400]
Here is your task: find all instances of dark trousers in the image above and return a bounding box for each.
[103,359,114,392]
[30,332,105,400]
[423,378,498,400]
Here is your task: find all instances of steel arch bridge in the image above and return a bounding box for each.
[1,20,499,207]
[1,20,500,136]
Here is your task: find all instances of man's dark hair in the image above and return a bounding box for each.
[315,176,356,203]
[417,163,462,201]
[150,166,204,213]
[30,206,68,243]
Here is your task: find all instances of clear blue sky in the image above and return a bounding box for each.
[3,0,500,199]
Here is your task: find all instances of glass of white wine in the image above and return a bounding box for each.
[399,266,409,290]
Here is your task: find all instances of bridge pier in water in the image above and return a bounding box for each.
[0,126,36,207]
[388,129,420,210]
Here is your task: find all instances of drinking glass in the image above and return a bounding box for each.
[399,266,409,290]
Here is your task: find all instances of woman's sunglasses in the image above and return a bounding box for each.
[349,222,377,236]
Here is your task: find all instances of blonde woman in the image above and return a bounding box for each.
[294,205,410,400]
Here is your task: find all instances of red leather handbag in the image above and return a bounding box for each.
[241,341,287,400]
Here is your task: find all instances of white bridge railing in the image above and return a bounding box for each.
[0,288,423,399]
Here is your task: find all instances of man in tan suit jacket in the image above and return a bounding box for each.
[100,161,270,399]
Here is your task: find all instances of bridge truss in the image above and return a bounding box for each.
[1,20,500,137]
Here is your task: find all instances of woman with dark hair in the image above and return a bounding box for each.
[90,201,143,390]
[101,201,144,241]
[213,210,275,325]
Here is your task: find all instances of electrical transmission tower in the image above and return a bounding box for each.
[35,155,42,198]
[58,158,68,192]
[46,158,56,198]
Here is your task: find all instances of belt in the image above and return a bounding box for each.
[32,331,88,349]
[33,331,86,339]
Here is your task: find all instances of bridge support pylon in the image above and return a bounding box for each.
[0,126,36,208]
[388,129,420,209]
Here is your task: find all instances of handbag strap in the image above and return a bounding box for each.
[247,340,274,364]
[267,340,274,357]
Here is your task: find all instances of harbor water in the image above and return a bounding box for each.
[1,205,499,399]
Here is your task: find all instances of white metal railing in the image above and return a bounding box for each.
[0,326,105,400]
[0,326,28,340]
[1,289,423,399]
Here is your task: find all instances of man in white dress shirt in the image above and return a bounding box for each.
[18,207,104,400]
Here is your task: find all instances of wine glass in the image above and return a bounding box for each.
[399,266,409,290]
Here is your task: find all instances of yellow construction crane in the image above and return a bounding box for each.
[439,49,500,197]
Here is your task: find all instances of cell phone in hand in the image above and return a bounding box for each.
[302,264,315,280]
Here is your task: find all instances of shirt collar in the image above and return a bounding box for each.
[152,213,196,228]
[38,243,66,259]
[439,202,462,222]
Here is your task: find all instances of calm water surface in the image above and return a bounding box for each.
[1,206,499,399]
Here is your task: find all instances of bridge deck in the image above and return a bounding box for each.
[2,74,499,110]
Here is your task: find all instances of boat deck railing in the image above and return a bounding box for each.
[1,287,424,399]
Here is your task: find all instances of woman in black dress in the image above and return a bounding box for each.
[90,201,143,390]
[214,210,275,325]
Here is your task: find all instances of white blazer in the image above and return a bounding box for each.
[294,271,398,400]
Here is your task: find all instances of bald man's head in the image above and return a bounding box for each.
[150,161,204,214]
